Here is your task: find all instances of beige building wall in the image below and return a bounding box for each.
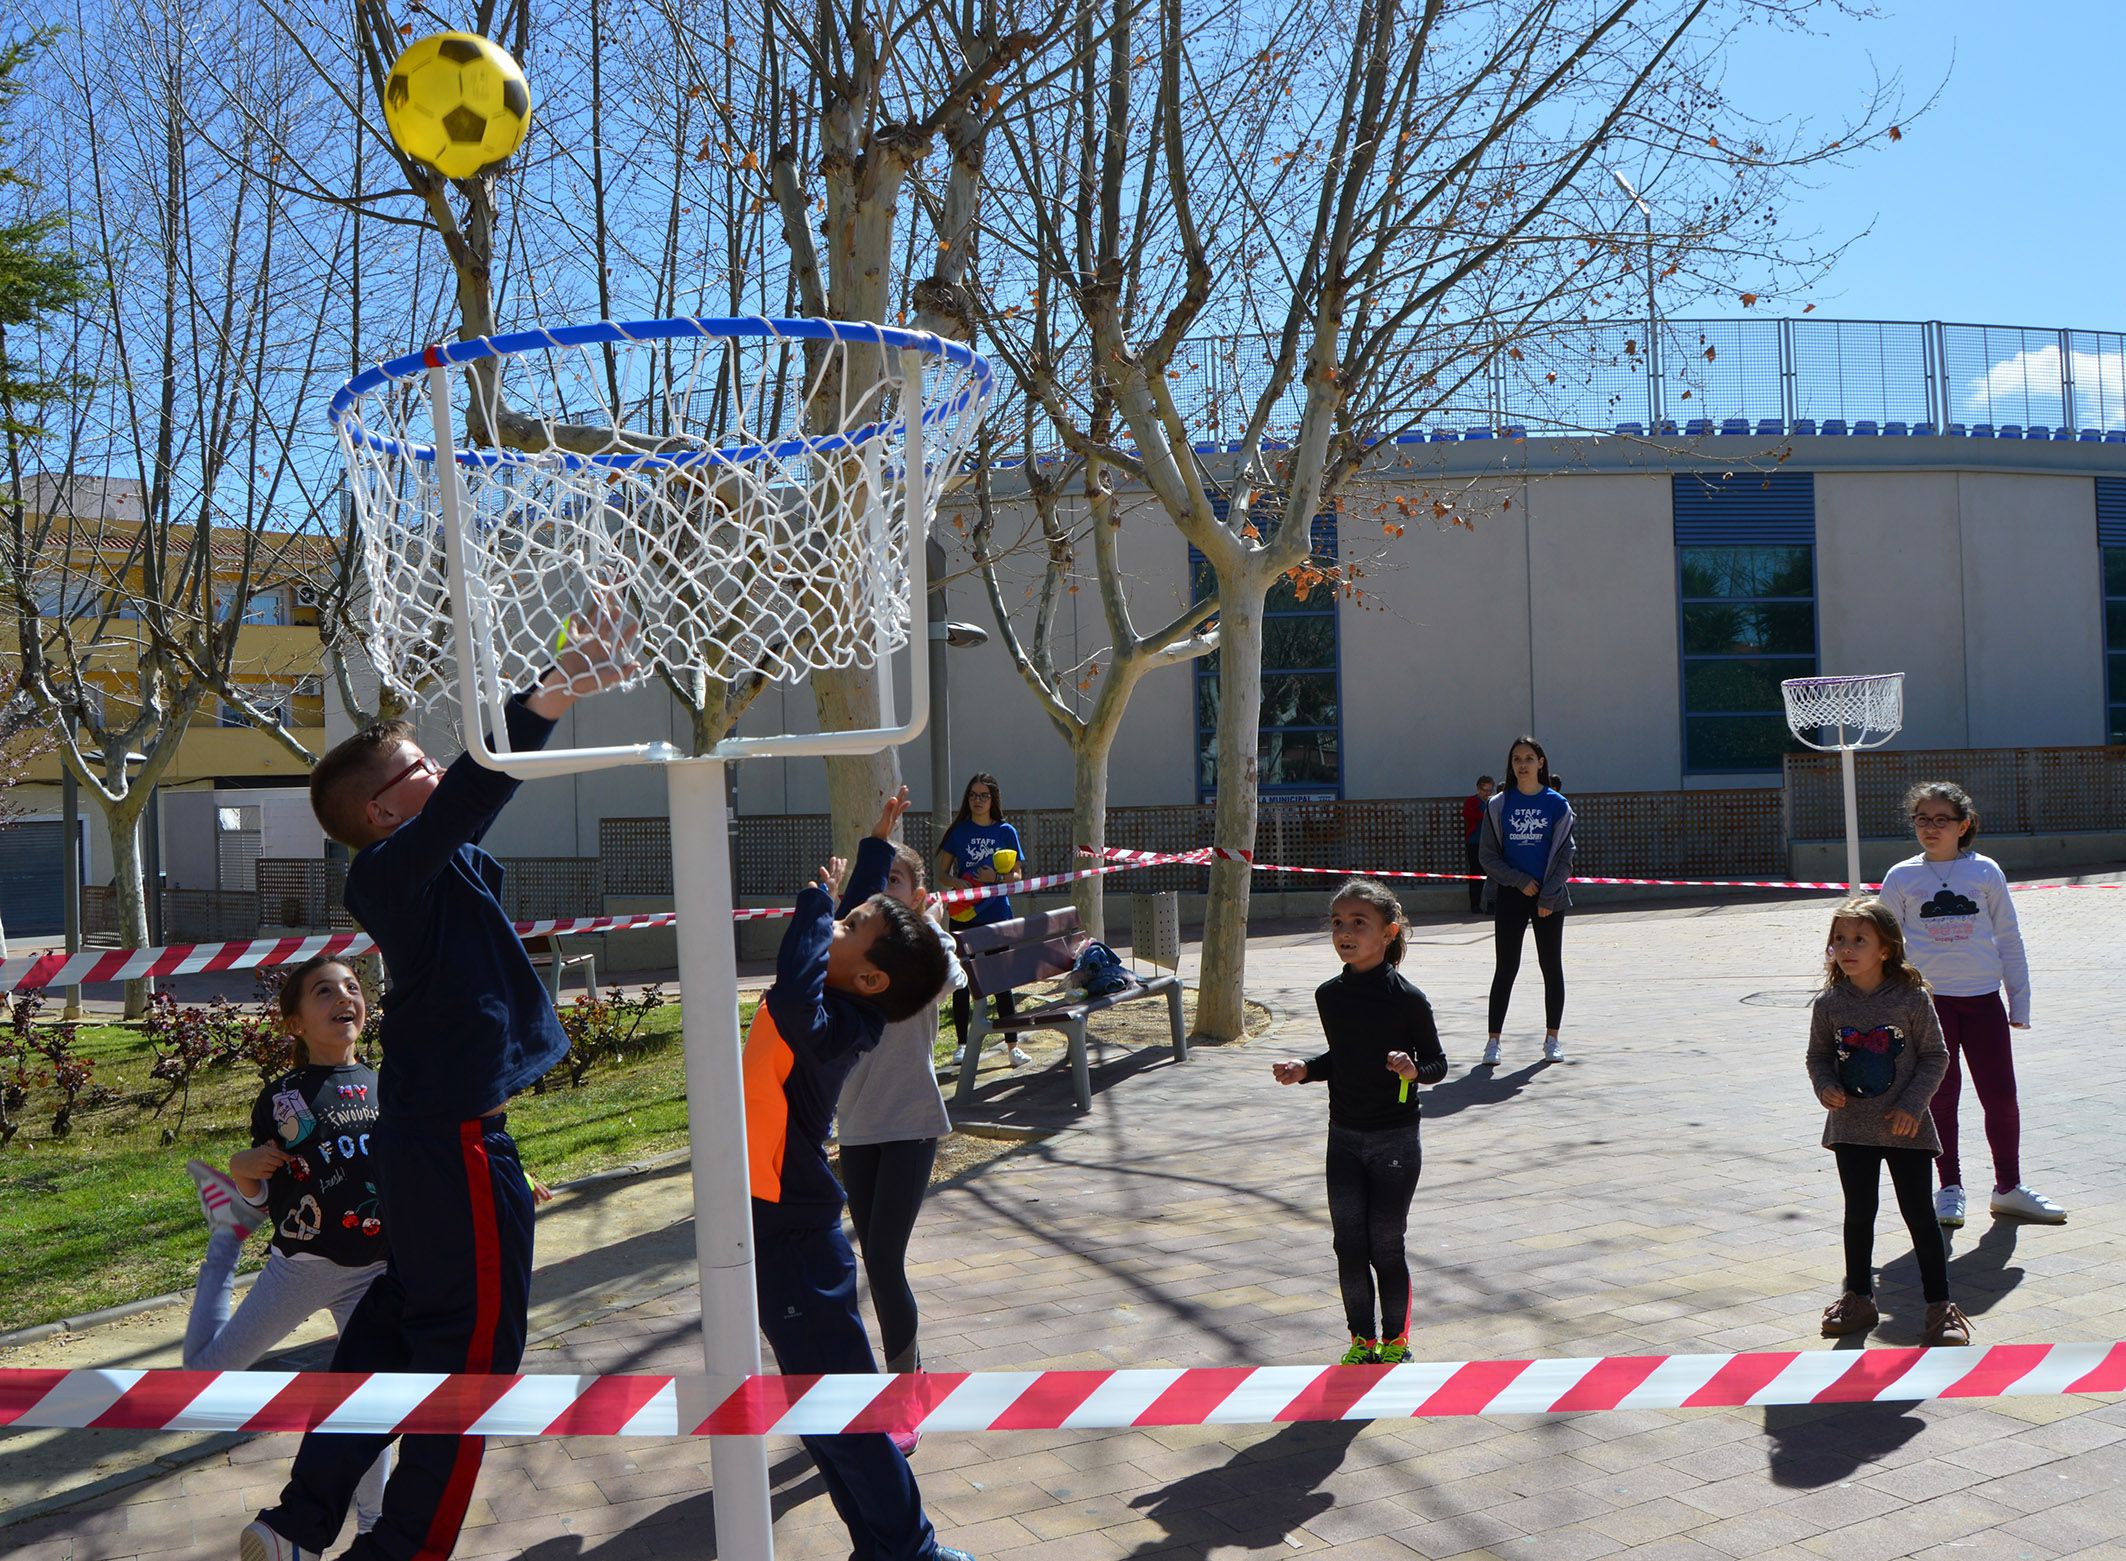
[1815,471,1970,748]
[1956,472,2104,747]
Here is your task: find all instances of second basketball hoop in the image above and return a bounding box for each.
[1782,672,1905,894]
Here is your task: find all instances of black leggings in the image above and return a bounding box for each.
[1834,1143,1948,1303]
[951,988,1018,1051]
[1489,889,1565,1032]
[840,1137,938,1373]
[1325,1123,1422,1341]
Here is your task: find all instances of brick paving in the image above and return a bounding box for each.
[5,880,2126,1559]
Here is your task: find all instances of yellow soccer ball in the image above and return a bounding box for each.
[382,32,532,181]
[991,848,1018,877]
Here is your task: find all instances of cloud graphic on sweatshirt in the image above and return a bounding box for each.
[1920,888,1978,918]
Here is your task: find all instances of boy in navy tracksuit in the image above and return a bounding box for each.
[242,629,628,1561]
[742,786,974,1560]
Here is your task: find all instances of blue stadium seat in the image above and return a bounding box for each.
[1464,426,1494,440]
[1821,418,1848,436]
[1429,429,1459,442]
[1502,424,1527,439]
[1912,421,1937,436]
[1791,418,1817,436]
[2105,430,2126,443]
[1656,419,1679,437]
[2080,428,2105,442]
[1998,424,2024,440]
[1884,421,1910,436]
[1614,420,1645,436]
[1392,431,1426,445]
[1684,417,1714,436]
[2057,427,2078,441]
[1755,418,1783,436]
[1852,420,1880,436]
[1719,418,1750,436]
[1946,423,1968,436]
[1969,423,1995,437]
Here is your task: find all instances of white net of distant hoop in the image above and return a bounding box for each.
[1781,672,1904,751]
[329,317,992,713]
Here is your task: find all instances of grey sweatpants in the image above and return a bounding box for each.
[184,1228,390,1533]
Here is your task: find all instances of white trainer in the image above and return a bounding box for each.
[1542,1035,1565,1063]
[1007,1044,1033,1068]
[1989,1184,2067,1223]
[950,1046,967,1067]
[1481,1037,1502,1067]
[1935,1184,1966,1228]
[187,1159,256,1240]
[238,1520,309,1561]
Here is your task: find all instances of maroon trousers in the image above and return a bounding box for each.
[1929,991,2021,1193]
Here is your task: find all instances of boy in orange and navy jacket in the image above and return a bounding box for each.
[743,785,971,1561]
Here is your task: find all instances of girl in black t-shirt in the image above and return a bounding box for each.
[181,954,393,1535]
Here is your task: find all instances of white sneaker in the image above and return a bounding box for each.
[1935,1184,1966,1228]
[950,1046,967,1067]
[187,1159,256,1240]
[1990,1184,2067,1223]
[1007,1044,1033,1068]
[1542,1035,1564,1063]
[1481,1037,1502,1067]
[238,1520,309,1561]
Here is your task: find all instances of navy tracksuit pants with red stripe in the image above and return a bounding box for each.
[259,1114,533,1560]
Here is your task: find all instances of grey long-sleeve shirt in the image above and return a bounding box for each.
[1805,980,1948,1153]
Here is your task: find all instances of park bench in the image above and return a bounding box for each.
[950,906,1187,1113]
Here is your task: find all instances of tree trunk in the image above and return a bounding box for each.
[105,792,152,1019]
[1193,587,1263,1042]
[1068,724,1116,941]
[815,672,903,853]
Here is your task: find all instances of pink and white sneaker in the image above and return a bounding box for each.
[186,1159,256,1240]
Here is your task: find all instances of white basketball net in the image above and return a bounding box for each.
[331,318,991,714]
[1780,672,1905,751]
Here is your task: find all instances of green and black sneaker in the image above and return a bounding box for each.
[1375,1335,1411,1366]
[1338,1336,1378,1366]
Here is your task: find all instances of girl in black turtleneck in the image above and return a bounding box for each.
[1273,878,1449,1365]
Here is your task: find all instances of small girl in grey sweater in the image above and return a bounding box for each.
[1807,898,1969,1346]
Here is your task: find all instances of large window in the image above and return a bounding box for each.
[2099,480,2126,743]
[1192,514,1343,800]
[1674,472,1817,773]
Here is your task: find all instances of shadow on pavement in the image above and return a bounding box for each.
[1419,1059,1548,1119]
[512,1449,819,1560]
[942,1036,1192,1132]
[1760,1221,2023,1489]
[1121,1419,1364,1555]
[1761,1399,1927,1488]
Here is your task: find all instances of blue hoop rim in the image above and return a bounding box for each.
[327,315,994,474]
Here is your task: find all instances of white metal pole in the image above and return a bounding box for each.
[668,758,775,1560]
[1840,745,1862,895]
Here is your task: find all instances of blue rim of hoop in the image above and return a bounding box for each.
[326,315,994,475]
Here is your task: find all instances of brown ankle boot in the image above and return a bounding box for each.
[1923,1301,1972,1346]
[1820,1291,1879,1337]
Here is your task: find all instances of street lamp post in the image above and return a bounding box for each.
[1612,170,1661,429]
[924,536,989,842]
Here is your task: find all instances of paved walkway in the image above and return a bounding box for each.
[6,880,2126,1559]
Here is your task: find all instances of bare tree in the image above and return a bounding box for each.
[2,0,351,1011]
[969,0,1905,1038]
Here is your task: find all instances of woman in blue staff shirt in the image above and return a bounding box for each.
[936,772,1028,1067]
[1477,735,1575,1066]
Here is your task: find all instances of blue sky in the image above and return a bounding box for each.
[1700,1,2123,328]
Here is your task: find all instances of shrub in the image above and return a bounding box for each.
[551,983,668,1089]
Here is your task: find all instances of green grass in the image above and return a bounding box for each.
[0,998,785,1335]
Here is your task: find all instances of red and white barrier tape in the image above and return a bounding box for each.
[11,845,2110,997]
[4,1342,2122,1438]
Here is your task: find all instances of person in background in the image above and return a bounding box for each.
[1461,775,1496,913]
[1878,781,2062,1228]
[1478,735,1575,1066]
[936,772,1027,1069]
